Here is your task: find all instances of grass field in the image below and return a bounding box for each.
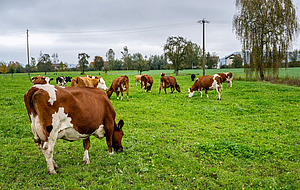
[0,68,299,189]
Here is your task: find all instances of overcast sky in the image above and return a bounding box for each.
[0,0,299,66]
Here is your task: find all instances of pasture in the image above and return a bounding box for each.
[0,68,299,189]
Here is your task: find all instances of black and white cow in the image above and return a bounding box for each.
[56,76,72,87]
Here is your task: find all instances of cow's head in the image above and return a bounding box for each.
[106,90,113,98]
[97,77,108,91]
[112,119,124,153]
[176,84,181,92]
[31,76,53,85]
[188,88,195,98]
[56,76,67,87]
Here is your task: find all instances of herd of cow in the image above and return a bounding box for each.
[24,72,232,174]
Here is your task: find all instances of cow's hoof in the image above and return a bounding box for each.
[47,170,57,175]
[83,160,90,164]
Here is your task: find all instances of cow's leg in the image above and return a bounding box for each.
[120,90,124,101]
[115,90,119,100]
[164,84,167,94]
[126,89,129,101]
[205,90,209,99]
[83,138,91,164]
[40,135,57,174]
[216,87,221,100]
[200,90,203,98]
[148,84,152,92]
[171,86,175,94]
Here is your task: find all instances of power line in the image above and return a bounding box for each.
[0,21,197,37]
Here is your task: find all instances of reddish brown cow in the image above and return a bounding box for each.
[159,76,181,94]
[107,75,129,101]
[217,72,233,87]
[31,76,53,85]
[71,76,108,90]
[24,85,124,174]
[188,75,222,100]
[135,75,142,86]
[141,74,153,93]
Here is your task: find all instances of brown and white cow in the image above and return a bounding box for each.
[24,85,124,174]
[217,72,233,87]
[86,75,102,80]
[31,76,53,85]
[71,76,108,90]
[135,75,142,86]
[188,75,222,100]
[140,74,153,93]
[159,76,181,94]
[107,75,129,101]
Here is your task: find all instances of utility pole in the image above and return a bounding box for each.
[198,19,210,76]
[26,29,30,79]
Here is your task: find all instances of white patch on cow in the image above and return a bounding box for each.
[188,88,195,98]
[92,125,105,139]
[83,150,90,164]
[122,84,126,90]
[30,114,47,142]
[33,84,57,106]
[45,77,51,84]
[213,74,220,79]
[97,78,108,90]
[52,107,90,141]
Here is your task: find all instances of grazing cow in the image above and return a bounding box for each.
[217,72,233,87]
[31,76,53,85]
[56,76,72,87]
[71,76,108,90]
[24,85,124,174]
[188,75,222,100]
[107,75,129,101]
[140,74,153,93]
[135,75,142,86]
[159,76,181,94]
[191,74,196,81]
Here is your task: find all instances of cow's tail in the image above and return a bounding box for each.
[24,87,39,116]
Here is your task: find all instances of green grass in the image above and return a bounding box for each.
[0,69,299,189]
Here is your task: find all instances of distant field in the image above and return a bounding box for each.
[0,69,299,189]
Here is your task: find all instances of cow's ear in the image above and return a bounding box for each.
[117,119,124,129]
[50,78,54,81]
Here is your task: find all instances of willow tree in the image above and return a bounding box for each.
[233,0,299,80]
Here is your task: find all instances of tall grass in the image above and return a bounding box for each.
[0,69,299,189]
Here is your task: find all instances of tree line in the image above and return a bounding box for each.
[0,36,222,77]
